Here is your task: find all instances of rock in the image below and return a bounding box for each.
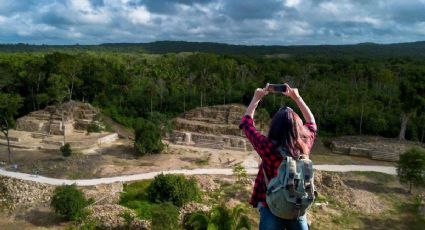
[179,202,212,224]
[225,198,242,209]
[193,175,219,192]
[314,170,351,206]
[87,204,150,230]
[83,182,123,205]
[0,176,54,212]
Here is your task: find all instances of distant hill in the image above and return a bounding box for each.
[1,40,425,57]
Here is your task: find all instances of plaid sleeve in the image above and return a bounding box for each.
[304,122,318,151]
[239,115,274,159]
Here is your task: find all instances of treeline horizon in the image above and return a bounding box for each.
[0,51,424,143]
[1,40,425,58]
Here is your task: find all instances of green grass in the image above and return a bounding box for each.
[68,172,84,179]
[194,154,211,166]
[119,180,156,219]
[347,171,397,184]
[330,210,361,227]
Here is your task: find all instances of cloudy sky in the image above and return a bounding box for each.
[0,0,424,45]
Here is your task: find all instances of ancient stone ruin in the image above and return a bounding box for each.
[330,136,425,162]
[169,104,255,151]
[0,101,118,151]
[16,101,98,136]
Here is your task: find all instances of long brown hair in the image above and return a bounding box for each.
[267,107,309,158]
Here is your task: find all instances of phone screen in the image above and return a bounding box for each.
[268,84,287,93]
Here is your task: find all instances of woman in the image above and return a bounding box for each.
[239,83,317,230]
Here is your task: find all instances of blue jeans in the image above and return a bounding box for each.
[259,206,309,230]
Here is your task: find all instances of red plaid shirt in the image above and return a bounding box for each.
[239,115,317,208]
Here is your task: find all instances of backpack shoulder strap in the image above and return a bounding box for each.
[262,145,290,187]
[262,163,270,186]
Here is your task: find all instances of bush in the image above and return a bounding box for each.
[146,174,200,207]
[120,210,135,229]
[134,118,165,156]
[182,211,210,230]
[233,163,248,184]
[60,143,72,157]
[397,147,425,193]
[50,184,92,221]
[183,204,252,230]
[151,202,180,230]
[147,111,174,137]
[86,122,103,133]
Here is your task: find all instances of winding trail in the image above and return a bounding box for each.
[0,165,396,186]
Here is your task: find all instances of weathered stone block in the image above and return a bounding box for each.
[15,118,44,132]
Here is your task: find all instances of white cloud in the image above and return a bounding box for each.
[0,0,423,45]
[68,0,111,24]
[284,0,301,8]
[128,6,151,25]
[0,15,6,24]
[287,21,313,36]
[319,2,340,15]
[265,19,278,30]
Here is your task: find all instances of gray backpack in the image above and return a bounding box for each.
[263,146,316,219]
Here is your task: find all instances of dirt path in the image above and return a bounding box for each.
[0,165,396,186]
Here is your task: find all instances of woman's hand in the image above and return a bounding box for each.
[244,84,269,118]
[253,85,269,101]
[282,83,301,101]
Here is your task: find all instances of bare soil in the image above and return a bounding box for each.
[0,206,66,230]
[0,136,397,179]
[0,170,423,230]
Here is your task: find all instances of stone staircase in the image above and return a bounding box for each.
[169,104,259,152]
[181,104,244,126]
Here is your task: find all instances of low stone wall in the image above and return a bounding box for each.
[87,204,150,229]
[97,133,119,145]
[330,140,401,162]
[170,131,252,151]
[173,118,243,137]
[0,176,125,213]
[181,104,245,126]
[0,135,20,142]
[0,176,54,211]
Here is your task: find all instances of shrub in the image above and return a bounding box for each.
[183,211,210,230]
[151,202,179,230]
[147,111,174,137]
[120,210,135,229]
[134,118,164,156]
[397,147,425,193]
[146,174,200,207]
[60,143,72,157]
[86,122,103,133]
[233,163,248,184]
[50,184,92,221]
[183,204,252,230]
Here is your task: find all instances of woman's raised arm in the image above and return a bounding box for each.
[283,84,316,124]
[244,86,269,119]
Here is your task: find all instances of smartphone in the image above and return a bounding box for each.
[267,84,287,93]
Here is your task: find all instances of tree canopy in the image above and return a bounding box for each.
[0,51,424,144]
